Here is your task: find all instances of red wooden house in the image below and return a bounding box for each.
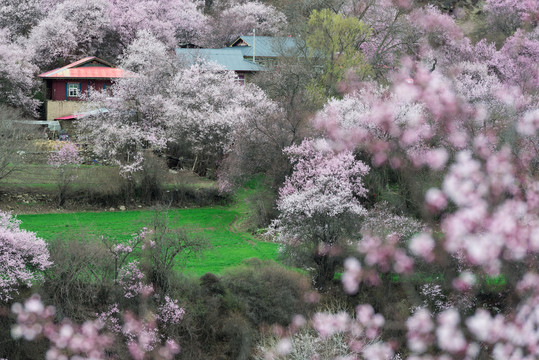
[38,56,131,120]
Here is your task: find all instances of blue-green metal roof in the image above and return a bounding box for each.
[230,36,299,58]
[175,48,263,72]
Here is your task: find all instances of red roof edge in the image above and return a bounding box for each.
[54,115,78,120]
[38,56,115,78]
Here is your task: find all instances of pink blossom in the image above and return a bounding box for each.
[407,308,434,353]
[157,296,185,325]
[425,188,447,212]
[12,295,113,358]
[436,309,467,354]
[312,312,350,339]
[0,212,52,301]
[465,309,493,342]
[342,257,362,294]
[409,233,436,262]
[117,261,153,298]
[358,232,414,275]
[276,338,292,355]
[452,271,476,292]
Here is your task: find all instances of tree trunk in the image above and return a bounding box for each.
[313,252,337,290]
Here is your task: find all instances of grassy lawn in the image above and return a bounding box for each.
[17,181,280,276]
[0,163,215,191]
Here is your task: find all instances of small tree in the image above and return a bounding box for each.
[142,211,210,293]
[0,106,38,182]
[270,139,370,289]
[48,142,82,207]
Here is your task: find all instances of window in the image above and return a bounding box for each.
[235,74,245,85]
[68,83,80,97]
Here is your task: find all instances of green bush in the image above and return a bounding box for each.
[134,153,166,203]
[221,259,313,327]
[40,235,115,321]
[165,273,253,360]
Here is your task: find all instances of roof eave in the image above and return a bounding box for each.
[39,76,127,79]
[37,56,116,77]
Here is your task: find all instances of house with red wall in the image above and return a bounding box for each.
[38,56,131,121]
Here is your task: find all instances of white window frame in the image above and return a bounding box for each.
[235,74,245,85]
[68,83,80,97]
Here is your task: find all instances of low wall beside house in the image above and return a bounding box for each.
[45,101,85,121]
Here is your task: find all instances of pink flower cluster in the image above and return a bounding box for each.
[47,142,82,168]
[0,211,51,301]
[98,306,181,360]
[312,305,389,357]
[117,261,153,298]
[405,297,539,360]
[157,296,185,325]
[304,8,539,357]
[358,232,414,274]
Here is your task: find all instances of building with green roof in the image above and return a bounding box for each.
[175,36,300,83]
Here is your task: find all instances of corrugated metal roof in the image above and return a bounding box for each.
[14,120,61,131]
[230,36,299,58]
[38,56,132,79]
[54,108,109,120]
[175,48,263,71]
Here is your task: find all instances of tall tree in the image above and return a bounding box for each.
[0,29,41,115]
[28,0,115,69]
[205,1,287,47]
[79,31,280,177]
[0,0,45,38]
[108,0,208,47]
[305,8,372,100]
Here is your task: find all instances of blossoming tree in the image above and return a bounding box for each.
[0,212,51,302]
[270,48,539,360]
[263,1,539,357]
[79,31,280,177]
[271,139,370,289]
[205,1,287,47]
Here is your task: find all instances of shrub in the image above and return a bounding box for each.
[0,105,40,181]
[245,186,279,231]
[254,328,359,360]
[48,142,82,207]
[40,235,114,321]
[134,152,166,203]
[221,259,312,327]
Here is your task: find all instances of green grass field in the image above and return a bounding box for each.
[16,179,280,276]
[18,207,279,276]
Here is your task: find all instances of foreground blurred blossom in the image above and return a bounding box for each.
[12,295,113,359]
